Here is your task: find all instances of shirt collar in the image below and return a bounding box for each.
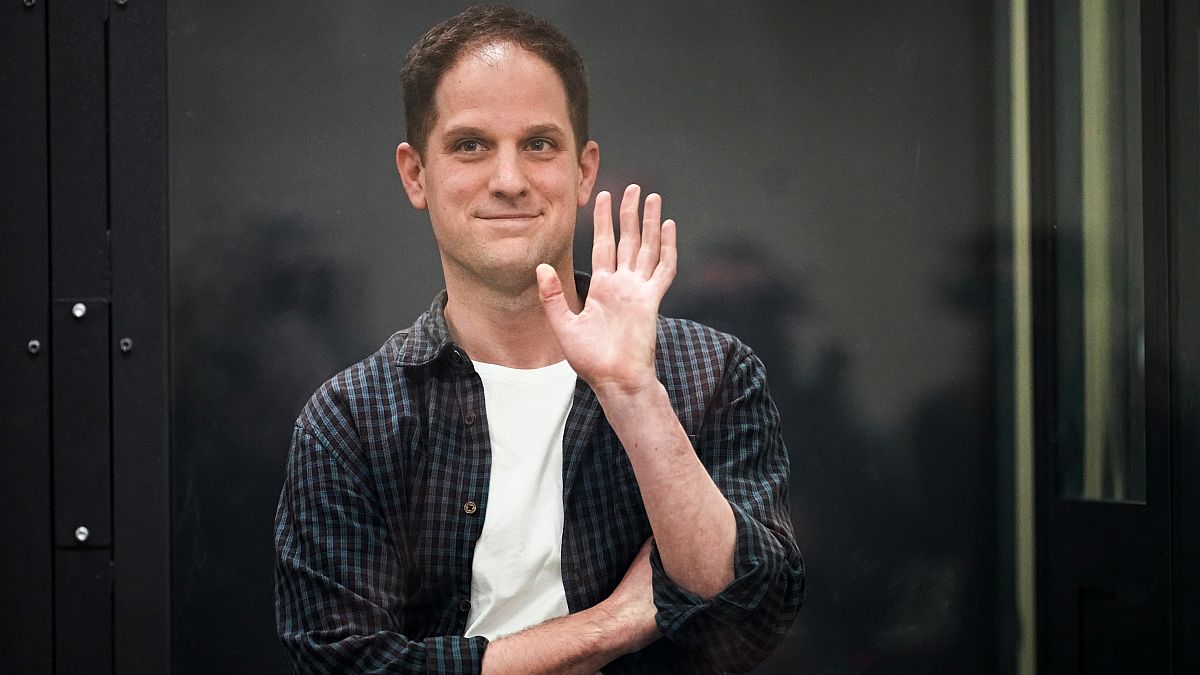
[391,271,591,369]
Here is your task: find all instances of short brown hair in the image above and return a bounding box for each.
[401,5,589,156]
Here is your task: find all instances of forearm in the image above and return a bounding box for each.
[481,603,643,675]
[596,381,737,599]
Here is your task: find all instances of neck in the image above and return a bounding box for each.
[443,269,581,369]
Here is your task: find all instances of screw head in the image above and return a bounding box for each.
[119,337,133,353]
[115,0,127,5]
[71,303,87,319]
[27,339,41,355]
[74,526,90,543]
[23,0,36,8]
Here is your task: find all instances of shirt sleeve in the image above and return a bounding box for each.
[274,424,489,674]
[648,344,805,673]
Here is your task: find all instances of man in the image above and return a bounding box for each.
[274,5,803,673]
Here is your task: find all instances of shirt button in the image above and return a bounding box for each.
[458,598,471,612]
[463,411,476,425]
[463,501,478,515]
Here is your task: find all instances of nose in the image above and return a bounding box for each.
[488,146,529,199]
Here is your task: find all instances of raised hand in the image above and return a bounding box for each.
[536,184,677,397]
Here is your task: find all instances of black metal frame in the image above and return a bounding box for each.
[0,1,169,672]
[1167,0,1200,671]
[109,1,170,671]
[1029,0,1174,672]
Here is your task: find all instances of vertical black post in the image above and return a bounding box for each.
[108,0,171,671]
[0,1,53,670]
[1031,0,1173,672]
[1168,0,1200,670]
[48,0,114,672]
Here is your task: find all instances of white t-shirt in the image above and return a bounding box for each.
[463,359,577,640]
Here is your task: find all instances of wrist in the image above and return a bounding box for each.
[482,604,640,675]
[572,602,635,660]
[591,375,666,410]
[594,596,660,656]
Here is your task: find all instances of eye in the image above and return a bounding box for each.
[527,138,553,152]
[456,139,483,152]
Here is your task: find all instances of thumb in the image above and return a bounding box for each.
[535,264,573,327]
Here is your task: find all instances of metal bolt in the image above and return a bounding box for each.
[71,303,87,319]
[74,526,90,543]
[119,337,133,353]
[27,339,41,355]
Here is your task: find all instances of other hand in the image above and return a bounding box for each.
[600,538,661,654]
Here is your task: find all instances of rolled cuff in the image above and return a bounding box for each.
[649,503,804,672]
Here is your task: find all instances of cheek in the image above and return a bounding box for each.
[426,173,474,211]
[429,172,465,197]
[530,164,579,198]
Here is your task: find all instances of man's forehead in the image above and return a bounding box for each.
[429,42,572,133]
[443,39,539,81]
[466,40,516,66]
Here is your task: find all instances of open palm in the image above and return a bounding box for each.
[536,184,677,396]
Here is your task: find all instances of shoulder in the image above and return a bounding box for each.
[655,315,753,373]
[655,316,761,432]
[294,330,417,448]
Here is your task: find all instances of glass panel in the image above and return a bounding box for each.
[169,2,1005,672]
[1054,0,1146,503]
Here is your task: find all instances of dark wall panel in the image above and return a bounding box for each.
[54,549,113,673]
[0,2,52,671]
[47,2,115,671]
[47,0,109,299]
[109,0,172,672]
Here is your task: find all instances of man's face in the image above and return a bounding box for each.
[396,41,599,294]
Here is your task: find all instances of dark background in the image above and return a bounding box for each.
[167,2,1000,673]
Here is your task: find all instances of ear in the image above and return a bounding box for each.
[396,142,428,210]
[576,140,600,208]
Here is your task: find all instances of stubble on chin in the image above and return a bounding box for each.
[440,246,552,300]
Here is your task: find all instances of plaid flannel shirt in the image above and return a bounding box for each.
[275,274,804,673]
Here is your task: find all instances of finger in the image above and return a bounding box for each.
[650,218,677,292]
[592,191,615,273]
[536,263,575,330]
[617,184,641,269]
[635,193,662,278]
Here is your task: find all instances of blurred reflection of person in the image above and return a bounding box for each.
[667,243,895,673]
[273,5,803,674]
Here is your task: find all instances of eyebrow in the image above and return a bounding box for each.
[442,125,486,138]
[440,123,567,140]
[524,124,567,137]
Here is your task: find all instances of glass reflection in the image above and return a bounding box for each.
[1054,0,1147,503]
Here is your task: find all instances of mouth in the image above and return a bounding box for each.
[476,212,541,220]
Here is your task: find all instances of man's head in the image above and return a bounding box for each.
[401,4,590,157]
[394,6,600,296]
